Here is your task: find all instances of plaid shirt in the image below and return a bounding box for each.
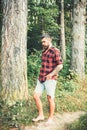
[38,46,63,82]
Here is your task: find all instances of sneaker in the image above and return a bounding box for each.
[32,116,44,122]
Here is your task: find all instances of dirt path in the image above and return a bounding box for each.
[20,111,85,130]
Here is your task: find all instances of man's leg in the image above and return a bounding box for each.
[47,95,55,119]
[45,80,57,124]
[32,80,44,122]
[32,93,44,121]
[34,93,44,117]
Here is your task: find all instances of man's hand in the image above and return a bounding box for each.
[46,74,52,80]
[46,74,58,80]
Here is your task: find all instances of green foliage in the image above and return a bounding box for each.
[0,50,1,88]
[0,99,37,129]
[27,49,87,114]
[27,0,60,51]
[60,60,71,77]
[55,76,80,112]
[27,49,41,87]
[0,0,87,129]
[68,113,87,130]
[59,78,78,92]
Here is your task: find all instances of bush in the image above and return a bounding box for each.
[68,113,87,130]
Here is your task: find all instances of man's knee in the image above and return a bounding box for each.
[33,93,40,100]
[47,95,54,103]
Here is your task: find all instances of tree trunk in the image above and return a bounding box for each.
[71,0,86,78]
[60,0,66,60]
[0,1,2,86]
[1,0,28,105]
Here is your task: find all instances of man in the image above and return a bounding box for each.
[32,33,63,124]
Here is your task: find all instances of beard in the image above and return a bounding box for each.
[42,45,49,52]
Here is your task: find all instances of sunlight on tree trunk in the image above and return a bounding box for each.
[71,0,86,79]
[1,0,28,105]
[60,0,66,60]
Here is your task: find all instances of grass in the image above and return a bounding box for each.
[55,77,87,112]
[0,77,87,130]
[67,113,87,130]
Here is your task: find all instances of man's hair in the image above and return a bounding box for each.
[41,33,52,39]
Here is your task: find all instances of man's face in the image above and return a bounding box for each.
[41,37,51,51]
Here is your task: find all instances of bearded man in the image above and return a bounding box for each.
[32,33,63,124]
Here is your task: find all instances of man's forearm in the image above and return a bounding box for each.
[50,64,63,76]
[46,64,63,80]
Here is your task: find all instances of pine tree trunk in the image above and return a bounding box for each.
[1,0,28,105]
[60,0,66,60]
[71,0,86,78]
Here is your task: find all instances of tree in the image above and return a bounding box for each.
[60,0,66,60]
[71,0,86,78]
[28,0,59,52]
[0,1,2,86]
[0,1,2,45]
[1,0,28,105]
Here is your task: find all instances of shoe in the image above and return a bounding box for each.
[32,116,44,122]
[45,118,54,126]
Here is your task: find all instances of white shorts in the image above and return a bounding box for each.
[34,79,57,99]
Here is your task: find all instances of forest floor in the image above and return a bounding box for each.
[17,111,85,130]
[9,78,87,130]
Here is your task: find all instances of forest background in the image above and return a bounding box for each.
[0,0,87,130]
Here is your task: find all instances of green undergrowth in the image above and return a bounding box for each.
[0,50,87,129]
[67,113,87,130]
[0,77,87,130]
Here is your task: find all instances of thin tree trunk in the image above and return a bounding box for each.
[71,0,86,78]
[60,0,66,60]
[1,0,28,105]
[0,1,2,86]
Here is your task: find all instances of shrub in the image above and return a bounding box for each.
[68,113,87,130]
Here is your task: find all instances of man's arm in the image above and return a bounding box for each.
[50,64,63,76]
[46,64,63,79]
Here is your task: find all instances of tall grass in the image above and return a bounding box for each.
[68,113,87,130]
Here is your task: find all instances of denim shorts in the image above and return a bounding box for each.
[34,79,57,99]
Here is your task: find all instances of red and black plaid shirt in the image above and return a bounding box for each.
[38,46,63,82]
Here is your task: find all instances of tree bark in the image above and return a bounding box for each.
[71,0,86,78]
[60,0,66,60]
[1,0,28,105]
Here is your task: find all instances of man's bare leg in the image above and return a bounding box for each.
[46,95,55,123]
[32,93,44,121]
